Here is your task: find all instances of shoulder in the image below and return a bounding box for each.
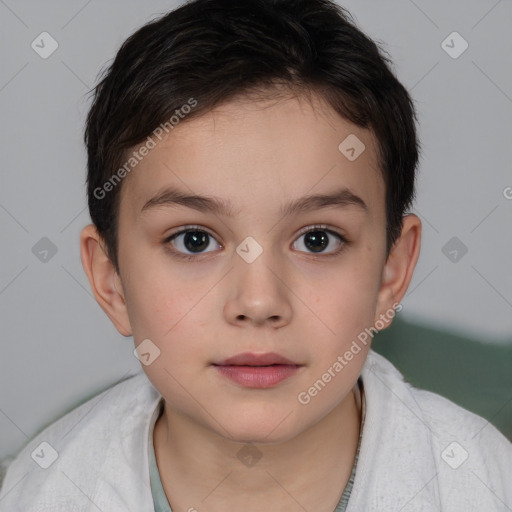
[0,371,162,512]
[350,350,512,510]
[363,350,512,451]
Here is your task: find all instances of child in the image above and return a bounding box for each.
[1,0,510,510]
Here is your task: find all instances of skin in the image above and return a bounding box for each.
[80,90,421,511]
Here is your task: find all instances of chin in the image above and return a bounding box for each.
[214,411,304,446]
[224,429,295,446]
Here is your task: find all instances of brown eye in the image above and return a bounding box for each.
[166,227,221,256]
[292,226,346,255]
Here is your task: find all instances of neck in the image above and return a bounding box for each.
[153,383,363,512]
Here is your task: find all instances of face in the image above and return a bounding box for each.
[112,92,391,443]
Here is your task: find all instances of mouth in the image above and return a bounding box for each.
[212,352,302,388]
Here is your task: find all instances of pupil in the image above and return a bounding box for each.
[184,231,209,252]
[305,231,328,252]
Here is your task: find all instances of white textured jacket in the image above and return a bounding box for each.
[0,350,511,511]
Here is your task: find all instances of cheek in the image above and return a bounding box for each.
[124,271,209,394]
[303,255,383,364]
[120,250,193,341]
[123,268,217,382]
[127,280,201,343]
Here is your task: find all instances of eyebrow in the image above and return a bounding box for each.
[140,186,368,217]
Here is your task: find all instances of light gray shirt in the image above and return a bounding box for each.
[1,350,511,511]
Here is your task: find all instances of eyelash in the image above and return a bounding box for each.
[163,224,349,261]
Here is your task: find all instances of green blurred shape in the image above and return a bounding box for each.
[372,317,512,441]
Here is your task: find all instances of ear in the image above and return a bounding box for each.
[374,214,421,329]
[80,224,132,336]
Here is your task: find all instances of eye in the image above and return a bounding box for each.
[164,226,221,259]
[292,225,347,256]
[164,224,348,261]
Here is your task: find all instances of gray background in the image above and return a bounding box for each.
[0,0,511,461]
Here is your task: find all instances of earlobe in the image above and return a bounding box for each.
[375,214,421,328]
[80,224,132,337]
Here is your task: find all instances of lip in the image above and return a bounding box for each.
[215,352,298,366]
[212,352,302,388]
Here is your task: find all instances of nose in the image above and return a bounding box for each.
[223,249,293,328]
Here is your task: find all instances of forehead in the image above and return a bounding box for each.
[120,91,384,220]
